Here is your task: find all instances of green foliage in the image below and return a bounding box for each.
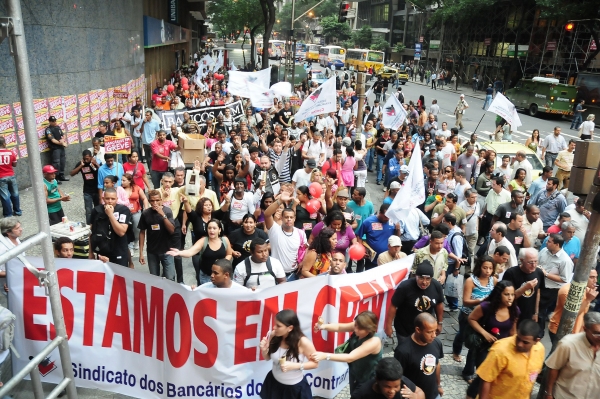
[209,0,265,39]
[320,15,352,41]
[352,25,373,49]
[537,0,600,20]
[371,36,390,51]
[394,43,406,52]
[274,0,339,33]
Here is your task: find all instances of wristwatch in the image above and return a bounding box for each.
[163,215,167,219]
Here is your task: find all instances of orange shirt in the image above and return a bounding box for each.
[548,283,591,334]
[160,102,171,111]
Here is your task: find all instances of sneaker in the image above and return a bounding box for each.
[382,187,386,192]
[133,242,139,250]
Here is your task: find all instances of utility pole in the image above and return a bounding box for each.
[355,72,366,138]
[555,143,600,342]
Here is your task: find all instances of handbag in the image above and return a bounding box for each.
[464,305,491,350]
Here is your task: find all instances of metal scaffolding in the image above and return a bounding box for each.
[0,0,78,398]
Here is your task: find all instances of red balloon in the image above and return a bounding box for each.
[161,90,167,97]
[167,84,175,93]
[182,83,189,90]
[306,199,321,214]
[151,94,160,102]
[309,182,323,198]
[214,73,224,81]
[181,77,188,85]
[349,243,366,261]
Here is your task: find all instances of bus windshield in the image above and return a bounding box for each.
[367,52,383,62]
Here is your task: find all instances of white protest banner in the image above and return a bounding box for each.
[104,136,132,154]
[228,68,272,97]
[381,94,407,131]
[9,256,410,399]
[487,92,522,128]
[247,82,276,109]
[294,77,337,122]
[386,140,425,223]
[161,100,244,128]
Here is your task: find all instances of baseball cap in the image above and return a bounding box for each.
[337,189,350,198]
[306,159,317,168]
[388,235,402,247]
[342,137,352,147]
[400,165,409,174]
[429,144,437,151]
[390,181,401,189]
[415,261,434,277]
[48,116,57,122]
[437,183,448,194]
[42,165,58,174]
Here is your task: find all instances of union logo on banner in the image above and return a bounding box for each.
[36,356,57,377]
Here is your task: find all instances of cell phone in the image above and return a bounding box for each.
[265,330,271,341]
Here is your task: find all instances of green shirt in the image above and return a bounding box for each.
[44,179,62,213]
[347,200,375,234]
[432,203,467,227]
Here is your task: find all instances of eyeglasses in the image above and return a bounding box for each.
[445,170,452,173]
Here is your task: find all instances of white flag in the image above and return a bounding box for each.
[487,93,522,128]
[352,99,358,116]
[213,51,224,71]
[248,82,276,109]
[270,82,293,98]
[201,54,214,67]
[381,94,407,131]
[228,68,271,96]
[386,140,425,224]
[230,61,238,71]
[365,85,373,99]
[294,77,338,122]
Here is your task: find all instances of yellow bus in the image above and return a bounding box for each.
[345,49,385,73]
[306,44,321,62]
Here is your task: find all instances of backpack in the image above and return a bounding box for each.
[450,231,472,269]
[0,305,19,357]
[307,140,324,151]
[344,72,349,80]
[91,205,115,255]
[243,257,277,287]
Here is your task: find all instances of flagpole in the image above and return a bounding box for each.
[473,113,485,134]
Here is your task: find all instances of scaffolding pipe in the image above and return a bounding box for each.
[4,0,78,398]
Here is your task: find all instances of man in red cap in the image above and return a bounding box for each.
[43,165,70,225]
[45,116,69,182]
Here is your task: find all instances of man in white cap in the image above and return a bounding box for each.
[384,181,402,205]
[378,235,407,265]
[454,94,469,130]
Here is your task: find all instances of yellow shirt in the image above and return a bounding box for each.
[477,337,545,399]
[377,250,407,265]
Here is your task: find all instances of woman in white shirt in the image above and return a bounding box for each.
[579,114,595,140]
[259,310,318,399]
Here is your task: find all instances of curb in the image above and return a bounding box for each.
[406,79,488,102]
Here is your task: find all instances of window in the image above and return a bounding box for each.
[367,51,384,62]
[373,4,389,23]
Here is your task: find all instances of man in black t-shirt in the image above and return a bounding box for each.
[502,247,545,321]
[138,190,177,281]
[394,313,444,399]
[351,358,424,399]
[492,191,525,225]
[277,101,293,128]
[88,188,132,267]
[504,213,529,256]
[385,262,444,342]
[70,150,99,225]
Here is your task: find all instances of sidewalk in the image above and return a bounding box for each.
[405,78,489,102]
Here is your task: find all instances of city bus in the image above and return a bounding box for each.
[305,44,321,62]
[295,43,307,61]
[345,49,385,73]
[257,40,287,59]
[319,45,346,69]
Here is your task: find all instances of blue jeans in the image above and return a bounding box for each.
[147,252,175,281]
[150,170,164,189]
[198,270,211,285]
[482,94,492,110]
[452,311,476,375]
[0,175,21,217]
[338,124,347,137]
[132,136,142,157]
[446,295,459,310]
[376,155,385,183]
[83,192,99,225]
[571,114,583,129]
[367,148,375,171]
[545,152,558,168]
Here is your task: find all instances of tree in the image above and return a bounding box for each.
[209,0,265,68]
[352,26,373,49]
[371,37,391,52]
[394,43,406,53]
[320,15,352,42]
[274,0,339,36]
[259,0,278,69]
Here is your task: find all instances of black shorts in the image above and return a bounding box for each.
[580,134,591,140]
[48,209,65,226]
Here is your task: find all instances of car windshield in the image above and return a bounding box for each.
[495,153,544,171]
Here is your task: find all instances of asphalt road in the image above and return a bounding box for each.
[375,79,587,147]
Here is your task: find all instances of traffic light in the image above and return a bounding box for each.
[338,2,350,23]
[565,22,575,32]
